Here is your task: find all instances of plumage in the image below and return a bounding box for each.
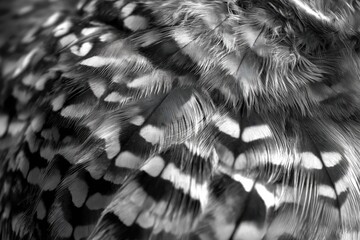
[1,0,360,239]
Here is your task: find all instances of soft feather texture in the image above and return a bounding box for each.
[0,0,360,239]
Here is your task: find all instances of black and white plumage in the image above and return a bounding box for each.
[1,0,360,239]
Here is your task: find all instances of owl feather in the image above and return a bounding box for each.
[0,0,360,240]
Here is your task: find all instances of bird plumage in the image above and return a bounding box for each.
[1,0,360,239]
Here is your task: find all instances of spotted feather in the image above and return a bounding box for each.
[1,0,360,240]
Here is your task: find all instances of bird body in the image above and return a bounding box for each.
[1,0,360,239]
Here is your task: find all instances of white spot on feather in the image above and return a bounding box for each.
[60,34,78,47]
[105,137,121,159]
[17,151,29,178]
[216,143,235,166]
[115,151,142,169]
[127,193,147,216]
[216,116,240,138]
[141,156,165,177]
[61,104,92,118]
[8,121,26,136]
[22,74,37,86]
[70,42,93,56]
[318,185,336,199]
[2,203,11,219]
[36,200,46,220]
[151,201,168,216]
[321,152,342,168]
[69,179,89,208]
[0,114,9,137]
[232,174,255,192]
[109,201,140,227]
[43,12,62,27]
[88,80,106,98]
[42,169,61,191]
[129,115,145,126]
[121,3,136,18]
[53,20,73,37]
[81,27,100,36]
[136,211,155,229]
[234,222,265,240]
[30,114,45,132]
[127,75,151,88]
[124,16,148,31]
[99,33,115,42]
[35,74,50,91]
[41,128,60,142]
[173,29,193,47]
[74,225,94,240]
[40,145,56,161]
[269,151,289,166]
[139,125,164,144]
[255,183,275,208]
[13,48,39,77]
[241,125,272,142]
[86,193,112,210]
[104,92,130,104]
[235,153,247,170]
[2,182,10,197]
[334,175,349,194]
[161,163,209,206]
[300,152,323,170]
[52,93,66,111]
[27,168,42,185]
[92,119,121,159]
[80,56,110,67]
[12,87,32,103]
[114,0,125,9]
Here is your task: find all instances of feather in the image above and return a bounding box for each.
[1,0,360,239]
